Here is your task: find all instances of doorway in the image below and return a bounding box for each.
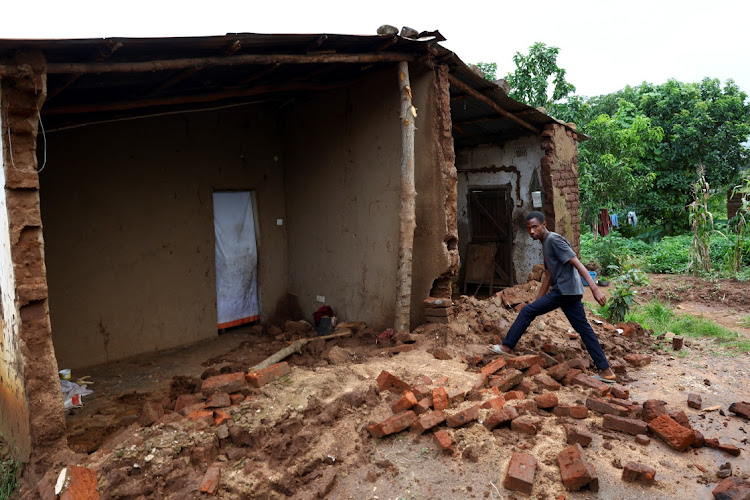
[213,191,260,329]
[466,187,514,291]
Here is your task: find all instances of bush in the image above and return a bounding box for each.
[580,232,651,275]
[644,235,691,273]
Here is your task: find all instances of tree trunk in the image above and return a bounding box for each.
[394,61,417,334]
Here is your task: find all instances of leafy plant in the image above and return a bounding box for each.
[0,437,20,500]
[688,171,714,273]
[604,268,649,323]
[504,42,576,109]
[476,62,497,82]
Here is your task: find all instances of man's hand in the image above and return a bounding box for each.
[592,288,607,307]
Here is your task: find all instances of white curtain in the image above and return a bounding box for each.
[213,191,259,328]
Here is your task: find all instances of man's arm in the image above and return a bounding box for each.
[536,270,551,299]
[569,256,607,306]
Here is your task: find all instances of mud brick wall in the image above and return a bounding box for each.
[0,54,67,467]
[540,123,581,253]
[428,64,459,299]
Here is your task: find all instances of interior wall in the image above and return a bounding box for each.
[40,103,287,369]
[456,135,545,285]
[283,67,447,330]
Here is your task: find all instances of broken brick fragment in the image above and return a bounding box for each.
[553,406,589,419]
[174,394,199,413]
[205,392,231,409]
[692,429,705,448]
[446,405,480,428]
[610,360,627,374]
[385,344,415,355]
[424,297,452,308]
[573,373,611,396]
[585,397,628,417]
[669,410,692,429]
[58,466,99,500]
[391,391,418,413]
[622,462,656,485]
[642,399,668,422]
[557,443,599,491]
[480,357,507,377]
[546,361,569,381]
[489,369,525,392]
[512,400,537,414]
[447,389,466,405]
[506,354,541,370]
[503,452,537,495]
[563,423,593,447]
[623,353,651,367]
[524,364,542,377]
[412,385,431,401]
[410,410,446,435]
[511,415,543,435]
[202,372,247,396]
[433,376,449,385]
[513,380,532,395]
[687,393,702,410]
[414,375,433,386]
[433,429,453,451]
[729,401,750,420]
[367,411,418,438]
[199,466,221,494]
[562,369,583,386]
[137,402,165,427]
[245,362,290,388]
[603,414,648,436]
[635,434,651,446]
[712,477,750,499]
[213,409,232,426]
[186,408,215,426]
[647,414,695,451]
[534,373,562,391]
[432,387,449,410]
[229,393,244,405]
[480,396,506,410]
[483,407,518,430]
[610,384,630,400]
[413,398,432,415]
[376,370,411,393]
[534,393,558,409]
[705,438,742,456]
[431,348,452,360]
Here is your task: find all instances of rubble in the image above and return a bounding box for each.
[557,443,599,491]
[504,452,537,494]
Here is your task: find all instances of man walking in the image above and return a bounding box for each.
[490,211,616,382]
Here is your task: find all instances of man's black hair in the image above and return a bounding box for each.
[526,211,545,223]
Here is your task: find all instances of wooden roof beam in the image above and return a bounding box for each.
[46,40,122,102]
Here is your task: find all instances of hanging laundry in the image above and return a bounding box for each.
[610,213,619,228]
[598,209,610,236]
[627,211,638,227]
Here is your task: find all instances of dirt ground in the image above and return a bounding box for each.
[20,274,750,499]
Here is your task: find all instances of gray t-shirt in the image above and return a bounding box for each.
[541,232,584,295]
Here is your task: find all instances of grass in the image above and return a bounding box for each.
[0,437,20,500]
[625,299,750,353]
[738,315,750,328]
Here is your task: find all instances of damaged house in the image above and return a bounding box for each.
[0,32,584,470]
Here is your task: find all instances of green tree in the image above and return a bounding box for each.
[505,42,576,109]
[476,62,497,82]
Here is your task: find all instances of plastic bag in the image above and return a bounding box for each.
[60,379,93,409]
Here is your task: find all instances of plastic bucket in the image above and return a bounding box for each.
[582,271,597,287]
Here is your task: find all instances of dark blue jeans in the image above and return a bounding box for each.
[502,289,610,370]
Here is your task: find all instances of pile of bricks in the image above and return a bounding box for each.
[365,346,746,496]
[423,297,454,324]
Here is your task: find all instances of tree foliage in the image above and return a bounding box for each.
[505,42,576,109]
[476,62,497,82]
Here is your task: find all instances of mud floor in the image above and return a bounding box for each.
[21,275,750,499]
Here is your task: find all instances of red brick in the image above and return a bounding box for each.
[414,375,433,386]
[538,351,559,367]
[562,369,583,386]
[433,387,449,410]
[447,405,480,428]
[503,390,525,401]
[484,407,518,430]
[513,380,532,395]
[138,402,165,427]
[525,364,543,377]
[463,354,483,366]
[567,358,589,370]
[705,438,741,456]
[610,360,627,374]
[245,362,290,388]
[213,409,232,426]
[434,376,449,385]
[413,398,432,415]
[622,462,656,485]
[205,392,231,408]
[480,357,507,377]
[202,372,247,396]
[647,414,695,451]
[376,370,411,393]
[616,323,635,337]
[642,399,668,422]
[507,354,541,370]
[586,397,628,417]
[386,344,415,355]
[669,410,692,429]
[472,374,488,392]
[431,347,452,360]
[391,391,418,413]
[511,416,543,435]
[603,414,648,436]
[412,385,431,401]
[447,389,466,405]
[610,384,630,400]
[424,297,452,308]
[729,401,750,419]
[58,466,99,500]
[512,400,537,414]
[174,394,199,413]
[410,410,447,434]
[489,369,525,391]
[692,429,705,448]
[504,452,537,494]
[481,396,506,410]
[623,354,651,367]
[535,373,562,391]
[635,434,651,445]
[199,466,221,494]
[687,393,702,410]
[712,477,750,499]
[367,411,418,438]
[553,406,589,419]
[546,361,569,381]
[573,374,611,396]
[433,429,453,451]
[563,423,593,447]
[186,408,215,425]
[557,443,599,491]
[534,393,558,409]
[229,393,244,405]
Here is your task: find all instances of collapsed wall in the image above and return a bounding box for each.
[0,53,67,467]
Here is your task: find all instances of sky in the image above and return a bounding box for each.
[3,0,750,98]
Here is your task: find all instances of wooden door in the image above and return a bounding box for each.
[468,187,514,288]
